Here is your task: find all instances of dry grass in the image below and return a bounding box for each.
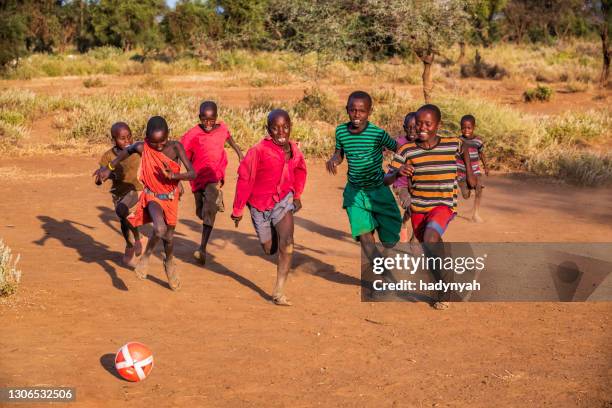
[0,239,21,297]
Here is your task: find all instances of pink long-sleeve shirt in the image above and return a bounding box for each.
[232,137,307,218]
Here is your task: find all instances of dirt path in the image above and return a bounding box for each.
[0,155,610,407]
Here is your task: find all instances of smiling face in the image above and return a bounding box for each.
[267,113,291,146]
[403,115,417,141]
[113,127,133,150]
[199,108,217,132]
[461,119,475,139]
[415,109,440,143]
[346,98,371,129]
[146,130,169,151]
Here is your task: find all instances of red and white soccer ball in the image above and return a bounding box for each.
[115,342,154,382]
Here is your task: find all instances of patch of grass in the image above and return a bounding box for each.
[527,148,612,186]
[0,239,21,297]
[523,85,553,102]
[540,110,611,146]
[294,87,342,124]
[460,51,508,80]
[83,77,105,88]
[137,75,165,89]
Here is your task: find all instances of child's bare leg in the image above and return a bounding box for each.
[271,212,294,305]
[162,226,180,291]
[422,229,449,309]
[134,202,166,279]
[261,225,278,256]
[194,225,213,265]
[471,183,484,223]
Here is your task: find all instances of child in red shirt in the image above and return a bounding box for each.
[231,109,307,306]
[180,101,243,265]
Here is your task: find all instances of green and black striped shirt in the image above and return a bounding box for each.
[335,122,397,189]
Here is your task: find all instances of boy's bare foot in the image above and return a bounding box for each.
[164,258,181,291]
[471,214,484,223]
[134,239,143,257]
[272,294,292,306]
[193,250,206,265]
[432,301,449,310]
[134,256,149,280]
[122,246,137,268]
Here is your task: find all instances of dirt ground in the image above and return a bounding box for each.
[0,152,611,407]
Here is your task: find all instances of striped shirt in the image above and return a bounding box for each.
[456,135,483,179]
[389,136,462,213]
[335,122,397,189]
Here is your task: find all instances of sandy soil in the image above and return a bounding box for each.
[0,153,611,407]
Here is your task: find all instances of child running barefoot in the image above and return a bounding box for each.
[393,112,417,243]
[180,101,243,266]
[94,122,143,267]
[94,116,195,291]
[456,115,488,223]
[231,109,307,306]
[385,104,476,310]
[326,91,402,289]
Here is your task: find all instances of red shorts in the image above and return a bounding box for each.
[411,206,455,242]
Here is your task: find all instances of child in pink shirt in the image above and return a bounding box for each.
[231,109,307,306]
[180,101,243,265]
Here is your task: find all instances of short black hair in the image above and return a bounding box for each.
[460,114,476,126]
[267,109,291,127]
[403,112,417,126]
[145,116,169,139]
[417,104,442,122]
[347,90,372,109]
[110,122,131,138]
[199,101,218,116]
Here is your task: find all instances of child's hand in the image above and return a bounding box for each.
[93,166,111,183]
[178,182,184,200]
[467,175,477,189]
[484,168,489,176]
[231,214,242,228]
[398,163,414,177]
[293,199,302,213]
[163,163,176,180]
[397,188,411,209]
[326,157,339,175]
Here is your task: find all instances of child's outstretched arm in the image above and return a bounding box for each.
[479,150,489,176]
[326,148,344,175]
[231,148,258,227]
[293,151,307,213]
[168,142,196,181]
[227,136,244,162]
[93,142,143,183]
[384,164,413,186]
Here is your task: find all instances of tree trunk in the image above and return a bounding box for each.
[458,41,466,64]
[419,53,435,103]
[600,2,610,88]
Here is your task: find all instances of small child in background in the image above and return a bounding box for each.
[95,122,143,267]
[393,112,417,243]
[456,115,488,223]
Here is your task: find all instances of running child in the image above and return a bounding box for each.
[393,112,417,243]
[231,109,307,306]
[385,104,476,309]
[94,116,195,291]
[456,114,488,223]
[180,101,243,266]
[326,91,402,279]
[94,122,143,267]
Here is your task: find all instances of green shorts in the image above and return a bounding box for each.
[342,182,402,245]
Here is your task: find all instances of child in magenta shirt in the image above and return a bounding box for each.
[180,101,243,265]
[231,109,307,306]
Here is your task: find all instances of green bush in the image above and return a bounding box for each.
[523,85,554,102]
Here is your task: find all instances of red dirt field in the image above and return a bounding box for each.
[0,154,611,407]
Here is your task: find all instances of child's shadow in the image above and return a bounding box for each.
[180,219,361,290]
[33,215,128,291]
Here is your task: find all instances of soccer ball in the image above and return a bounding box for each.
[115,342,154,382]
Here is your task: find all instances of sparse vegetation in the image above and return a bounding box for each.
[523,85,554,102]
[0,239,21,297]
[83,77,105,88]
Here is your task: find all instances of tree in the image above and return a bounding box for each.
[161,0,223,55]
[586,0,611,87]
[0,2,27,68]
[217,0,270,48]
[367,0,470,102]
[90,0,165,52]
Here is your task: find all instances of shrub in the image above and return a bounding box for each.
[83,77,105,88]
[0,239,21,297]
[460,51,508,80]
[293,87,341,123]
[527,148,612,186]
[523,85,553,102]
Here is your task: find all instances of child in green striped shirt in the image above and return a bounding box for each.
[326,91,402,286]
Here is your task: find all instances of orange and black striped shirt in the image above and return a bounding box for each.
[389,136,462,214]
